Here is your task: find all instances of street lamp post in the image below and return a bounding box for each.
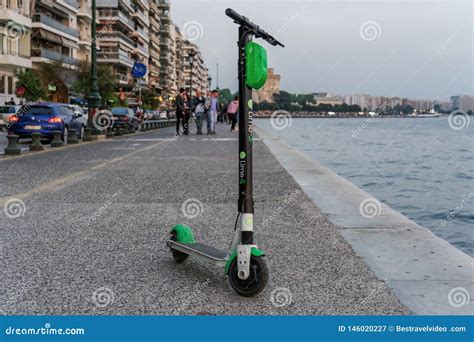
[188,50,196,98]
[207,76,212,92]
[86,0,101,137]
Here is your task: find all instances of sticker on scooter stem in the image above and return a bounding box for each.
[240,151,246,159]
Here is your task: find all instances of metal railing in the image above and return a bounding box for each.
[32,49,78,65]
[34,14,79,38]
[98,31,134,46]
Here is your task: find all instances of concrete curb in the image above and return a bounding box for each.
[256,124,474,315]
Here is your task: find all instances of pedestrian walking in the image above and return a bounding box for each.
[209,90,219,135]
[192,90,206,135]
[175,88,187,136]
[204,91,212,134]
[227,96,239,132]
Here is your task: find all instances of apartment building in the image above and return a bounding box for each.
[77,0,93,62]
[158,0,175,96]
[148,0,161,93]
[182,40,208,95]
[0,0,32,105]
[451,95,474,112]
[31,0,80,68]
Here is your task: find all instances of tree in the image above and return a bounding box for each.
[218,88,233,104]
[72,61,117,105]
[14,69,43,102]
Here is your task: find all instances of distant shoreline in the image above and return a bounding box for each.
[253,111,448,118]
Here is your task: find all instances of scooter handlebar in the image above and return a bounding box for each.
[225,8,285,47]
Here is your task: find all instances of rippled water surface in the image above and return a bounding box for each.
[256,117,473,256]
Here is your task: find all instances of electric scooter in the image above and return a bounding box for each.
[166,8,284,297]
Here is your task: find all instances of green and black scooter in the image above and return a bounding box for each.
[166,8,284,297]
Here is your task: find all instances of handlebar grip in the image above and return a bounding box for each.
[225,8,243,22]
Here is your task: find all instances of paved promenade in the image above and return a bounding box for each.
[0,124,408,315]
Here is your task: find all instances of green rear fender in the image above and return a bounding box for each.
[170,224,195,243]
[224,247,265,274]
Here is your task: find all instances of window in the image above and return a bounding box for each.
[59,106,73,116]
[7,76,13,95]
[0,76,5,94]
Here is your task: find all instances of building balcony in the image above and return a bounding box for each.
[98,9,135,30]
[33,13,79,39]
[131,10,149,27]
[0,2,32,28]
[63,0,79,8]
[97,51,134,68]
[136,0,149,10]
[130,27,149,43]
[0,49,31,69]
[97,31,135,48]
[31,48,78,65]
[157,0,170,9]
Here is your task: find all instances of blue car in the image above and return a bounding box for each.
[8,103,85,143]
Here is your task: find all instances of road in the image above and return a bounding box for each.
[0,123,408,315]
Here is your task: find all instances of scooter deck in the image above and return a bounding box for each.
[167,241,228,261]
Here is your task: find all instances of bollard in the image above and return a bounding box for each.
[129,124,135,134]
[4,134,21,155]
[106,127,114,138]
[30,132,44,151]
[82,127,93,141]
[115,128,122,136]
[143,122,149,131]
[51,130,64,147]
[68,128,79,144]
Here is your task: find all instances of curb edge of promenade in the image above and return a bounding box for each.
[255,123,474,315]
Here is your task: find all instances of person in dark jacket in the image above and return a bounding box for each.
[175,88,187,136]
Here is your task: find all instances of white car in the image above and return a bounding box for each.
[0,105,22,127]
[68,105,88,126]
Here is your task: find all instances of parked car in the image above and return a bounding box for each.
[7,103,85,143]
[68,105,88,126]
[0,105,22,127]
[111,107,139,131]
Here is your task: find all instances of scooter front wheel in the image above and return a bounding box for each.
[228,256,268,297]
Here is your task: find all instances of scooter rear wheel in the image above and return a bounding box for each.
[228,256,268,297]
[170,232,189,263]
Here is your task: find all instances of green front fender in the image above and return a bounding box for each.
[170,224,195,243]
[224,247,265,274]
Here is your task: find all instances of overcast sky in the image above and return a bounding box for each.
[171,0,472,100]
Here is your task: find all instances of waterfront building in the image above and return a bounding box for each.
[252,67,280,103]
[0,0,32,105]
[451,95,474,112]
[77,0,93,62]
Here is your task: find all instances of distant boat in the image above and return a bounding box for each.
[408,110,441,118]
